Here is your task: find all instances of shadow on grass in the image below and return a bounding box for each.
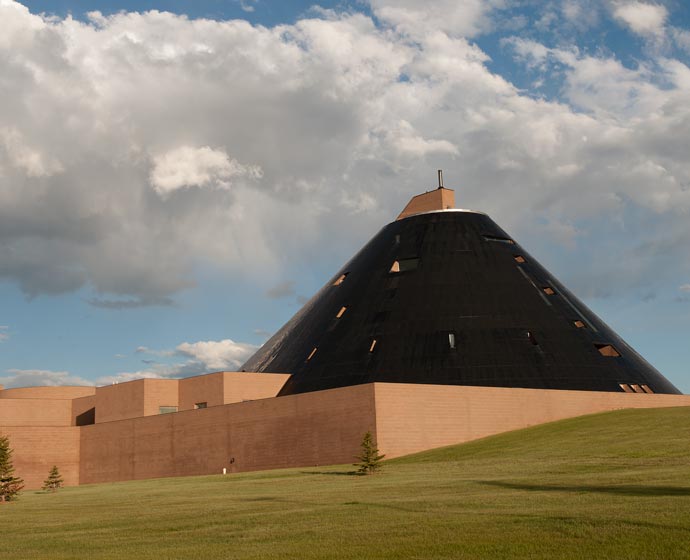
[481,481,690,497]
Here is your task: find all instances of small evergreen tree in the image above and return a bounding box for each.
[0,434,24,503]
[42,465,64,493]
[354,431,385,475]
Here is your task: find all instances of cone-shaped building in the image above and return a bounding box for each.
[243,183,680,396]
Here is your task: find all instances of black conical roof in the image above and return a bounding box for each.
[243,203,680,396]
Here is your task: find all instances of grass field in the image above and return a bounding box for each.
[3,407,690,559]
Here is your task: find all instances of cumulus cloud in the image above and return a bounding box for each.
[0,0,689,312]
[149,146,262,196]
[102,338,257,383]
[135,345,175,357]
[1,336,258,388]
[176,338,257,370]
[369,0,504,39]
[237,0,258,13]
[612,1,668,37]
[0,369,93,388]
[265,280,297,299]
[0,326,8,342]
[672,28,690,53]
[0,127,64,177]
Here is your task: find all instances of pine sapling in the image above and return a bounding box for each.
[42,465,64,493]
[354,430,385,475]
[0,435,24,503]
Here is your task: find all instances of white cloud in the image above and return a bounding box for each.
[0,1,689,310]
[0,127,63,177]
[238,0,257,13]
[0,369,94,388]
[149,146,262,196]
[369,0,504,39]
[1,336,258,388]
[671,27,690,54]
[265,280,296,299]
[612,1,668,37]
[0,326,8,342]
[388,120,459,157]
[94,368,171,385]
[680,284,690,293]
[176,339,257,371]
[135,345,175,357]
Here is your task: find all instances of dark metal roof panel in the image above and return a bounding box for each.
[242,210,681,396]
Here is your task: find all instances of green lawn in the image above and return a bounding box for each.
[4,407,690,559]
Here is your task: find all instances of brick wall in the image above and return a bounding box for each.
[5,380,690,490]
[373,383,690,458]
[1,426,80,489]
[222,372,290,404]
[142,379,179,417]
[79,384,376,484]
[0,398,73,427]
[178,373,225,410]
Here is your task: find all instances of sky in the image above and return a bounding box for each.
[1,0,690,391]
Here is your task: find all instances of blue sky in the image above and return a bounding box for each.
[1,0,690,391]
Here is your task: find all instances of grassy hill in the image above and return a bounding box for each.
[3,407,690,559]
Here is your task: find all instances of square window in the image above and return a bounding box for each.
[194,402,207,410]
[595,343,620,357]
[390,258,420,273]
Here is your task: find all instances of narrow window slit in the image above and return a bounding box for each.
[483,234,515,244]
[573,320,586,328]
[336,306,348,318]
[369,339,378,353]
[630,384,644,394]
[514,255,526,263]
[595,343,620,357]
[448,332,456,349]
[641,384,653,394]
[619,383,634,393]
[527,331,539,346]
[307,347,317,361]
[543,287,556,295]
[333,273,348,286]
